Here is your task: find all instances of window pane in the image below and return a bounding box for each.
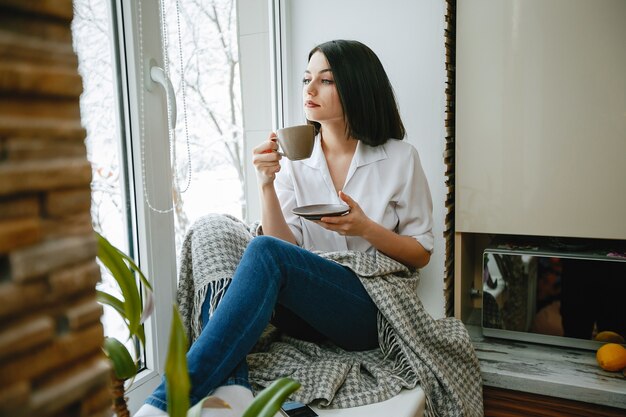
[72,0,246,370]
[72,0,137,362]
[161,0,245,258]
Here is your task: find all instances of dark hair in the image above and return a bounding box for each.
[307,40,405,146]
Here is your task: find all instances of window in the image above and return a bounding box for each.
[72,0,244,406]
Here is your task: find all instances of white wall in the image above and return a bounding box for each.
[238,0,447,317]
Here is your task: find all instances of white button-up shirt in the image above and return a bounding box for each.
[275,135,434,256]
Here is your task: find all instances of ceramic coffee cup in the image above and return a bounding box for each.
[276,124,316,160]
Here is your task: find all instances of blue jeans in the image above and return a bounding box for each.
[146,235,379,410]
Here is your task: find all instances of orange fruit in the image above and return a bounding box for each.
[596,343,626,372]
[595,331,625,344]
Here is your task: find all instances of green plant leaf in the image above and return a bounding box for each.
[114,245,153,291]
[166,306,190,417]
[96,289,147,347]
[241,378,301,417]
[103,337,137,380]
[96,290,125,318]
[112,243,154,326]
[96,232,142,338]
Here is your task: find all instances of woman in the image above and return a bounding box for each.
[136,39,433,416]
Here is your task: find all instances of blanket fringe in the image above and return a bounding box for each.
[378,313,415,386]
[191,279,231,341]
[379,313,442,417]
[424,394,440,417]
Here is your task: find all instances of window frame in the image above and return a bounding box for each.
[108,0,178,408]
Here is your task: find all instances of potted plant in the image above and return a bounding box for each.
[96,231,154,417]
[96,232,299,417]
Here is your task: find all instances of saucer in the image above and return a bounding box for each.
[292,204,350,220]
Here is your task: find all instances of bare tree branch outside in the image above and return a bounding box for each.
[163,0,245,252]
[72,0,244,354]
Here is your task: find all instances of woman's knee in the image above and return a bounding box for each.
[243,236,283,264]
[246,235,283,252]
[241,236,290,275]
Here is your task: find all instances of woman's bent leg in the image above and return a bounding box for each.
[145,270,251,411]
[146,236,378,409]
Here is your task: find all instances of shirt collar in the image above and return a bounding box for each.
[302,135,388,169]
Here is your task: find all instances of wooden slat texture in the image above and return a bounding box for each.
[443,0,456,317]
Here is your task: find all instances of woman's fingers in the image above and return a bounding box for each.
[253,139,279,155]
[338,190,355,208]
[252,135,282,185]
[253,151,281,164]
[317,193,370,237]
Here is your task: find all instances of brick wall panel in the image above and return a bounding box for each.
[9,234,97,283]
[0,0,74,22]
[0,62,82,97]
[0,158,92,196]
[0,195,40,220]
[0,323,104,385]
[79,384,114,417]
[41,212,94,240]
[0,281,48,319]
[0,13,73,43]
[0,97,82,119]
[0,115,86,139]
[0,380,30,414]
[47,261,101,302]
[0,315,54,360]
[0,1,108,413]
[0,216,42,253]
[29,357,110,417]
[4,137,87,161]
[64,297,103,331]
[45,188,92,217]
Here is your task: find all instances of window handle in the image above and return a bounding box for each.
[148,63,177,129]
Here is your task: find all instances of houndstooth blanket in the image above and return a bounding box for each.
[177,214,483,417]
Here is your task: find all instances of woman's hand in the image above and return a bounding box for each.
[252,132,282,186]
[319,191,430,268]
[316,191,373,237]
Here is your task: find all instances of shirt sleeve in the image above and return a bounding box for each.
[395,147,435,253]
[274,160,304,246]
